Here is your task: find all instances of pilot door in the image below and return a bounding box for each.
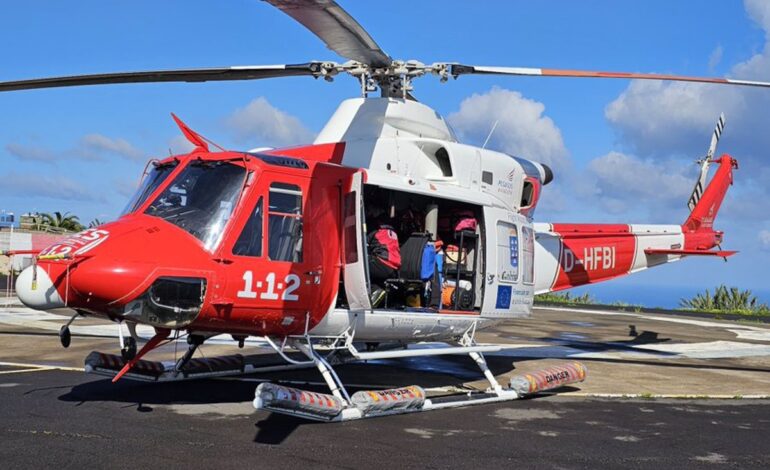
[222,173,322,333]
[481,207,535,318]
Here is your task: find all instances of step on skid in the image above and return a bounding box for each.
[85,351,248,381]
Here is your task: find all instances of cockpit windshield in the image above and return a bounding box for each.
[121,161,178,216]
[145,161,247,251]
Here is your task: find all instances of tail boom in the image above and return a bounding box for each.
[534,223,685,293]
[534,154,738,293]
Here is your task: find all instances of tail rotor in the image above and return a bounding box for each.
[687,113,726,211]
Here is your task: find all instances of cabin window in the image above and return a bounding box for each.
[522,226,535,285]
[343,191,359,264]
[496,221,519,284]
[521,181,534,207]
[232,197,263,257]
[482,171,493,185]
[268,182,303,262]
[435,147,453,177]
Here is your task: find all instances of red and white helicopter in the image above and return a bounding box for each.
[2,0,765,421]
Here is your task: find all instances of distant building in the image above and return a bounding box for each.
[19,212,43,231]
[0,211,67,273]
[0,211,16,229]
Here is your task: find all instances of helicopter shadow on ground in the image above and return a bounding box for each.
[55,356,516,407]
[53,357,517,444]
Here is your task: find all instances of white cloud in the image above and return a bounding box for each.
[605,80,744,157]
[168,135,196,155]
[605,0,770,164]
[745,0,770,32]
[760,230,770,250]
[586,151,692,214]
[3,172,102,202]
[5,143,56,164]
[76,134,145,162]
[708,45,724,71]
[227,97,315,148]
[602,0,770,226]
[447,87,569,170]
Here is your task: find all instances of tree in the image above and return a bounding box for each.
[88,218,103,228]
[39,211,85,233]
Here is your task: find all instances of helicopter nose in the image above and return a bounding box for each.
[16,265,65,310]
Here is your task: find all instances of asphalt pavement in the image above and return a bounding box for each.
[1,303,770,468]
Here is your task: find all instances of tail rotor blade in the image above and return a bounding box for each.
[687,114,727,212]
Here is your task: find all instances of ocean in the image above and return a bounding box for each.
[565,283,770,310]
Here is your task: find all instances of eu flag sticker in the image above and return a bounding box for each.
[496,285,512,309]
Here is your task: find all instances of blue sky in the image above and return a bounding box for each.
[2,0,769,306]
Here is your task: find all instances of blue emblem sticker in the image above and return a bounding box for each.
[509,233,519,268]
[496,285,512,309]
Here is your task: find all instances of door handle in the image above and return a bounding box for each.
[305,269,322,285]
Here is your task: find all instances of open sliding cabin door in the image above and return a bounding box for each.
[342,171,372,312]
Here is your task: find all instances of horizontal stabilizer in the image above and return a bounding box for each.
[644,248,737,257]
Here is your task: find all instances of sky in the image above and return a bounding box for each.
[1,0,769,306]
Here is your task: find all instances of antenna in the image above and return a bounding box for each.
[482,120,499,149]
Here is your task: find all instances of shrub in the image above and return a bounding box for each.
[535,291,595,305]
[679,285,770,315]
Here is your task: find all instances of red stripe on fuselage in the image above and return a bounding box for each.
[550,224,636,291]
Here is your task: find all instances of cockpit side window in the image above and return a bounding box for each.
[121,161,178,215]
[232,197,263,257]
[268,182,303,262]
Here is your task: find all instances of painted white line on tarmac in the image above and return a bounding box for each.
[0,369,43,375]
[562,392,770,399]
[484,339,770,360]
[0,361,83,372]
[0,307,269,348]
[537,306,770,338]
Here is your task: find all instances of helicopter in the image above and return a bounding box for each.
[2,0,765,421]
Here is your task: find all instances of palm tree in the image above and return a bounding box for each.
[39,211,85,233]
[88,218,103,228]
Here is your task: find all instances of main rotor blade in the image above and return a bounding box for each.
[264,0,391,68]
[451,64,770,89]
[0,63,322,92]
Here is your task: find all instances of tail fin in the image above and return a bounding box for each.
[683,154,737,232]
[683,113,736,233]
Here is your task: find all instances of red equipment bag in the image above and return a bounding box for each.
[438,210,477,233]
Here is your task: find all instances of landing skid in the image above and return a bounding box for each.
[256,386,523,422]
[85,324,586,421]
[84,351,315,382]
[253,325,540,421]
